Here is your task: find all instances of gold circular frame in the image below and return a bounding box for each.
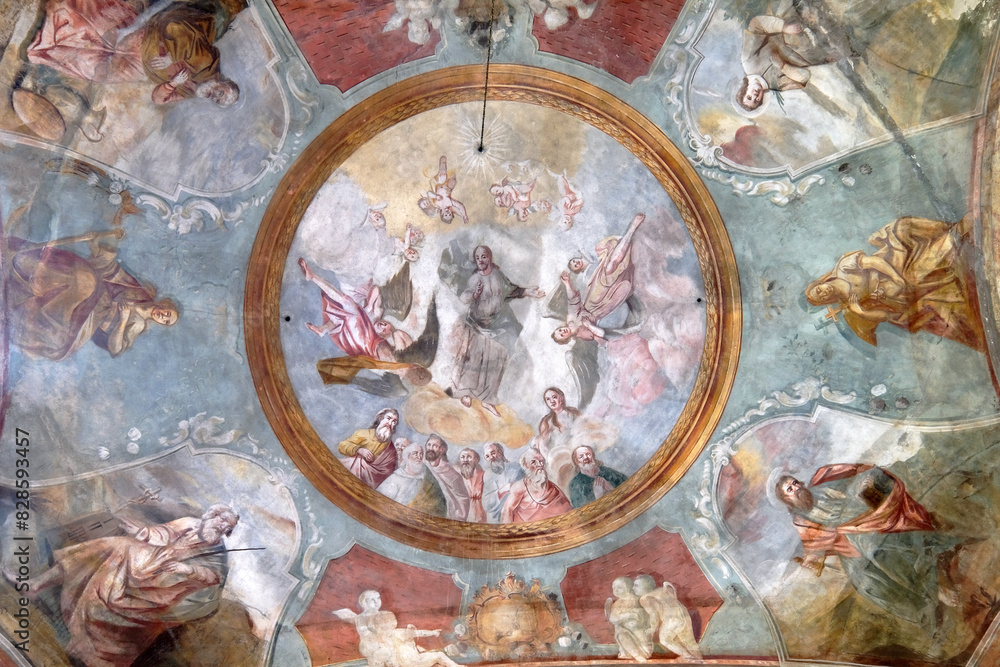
[245,65,741,559]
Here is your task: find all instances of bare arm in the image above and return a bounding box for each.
[106,305,146,357]
[412,628,441,638]
[561,271,582,310]
[581,320,606,341]
[748,15,786,34]
[301,262,363,316]
[332,609,359,621]
[500,485,524,523]
[848,293,890,321]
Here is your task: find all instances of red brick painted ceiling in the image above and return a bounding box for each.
[272,1,683,91]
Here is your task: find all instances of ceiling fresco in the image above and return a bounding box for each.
[0,0,999,666]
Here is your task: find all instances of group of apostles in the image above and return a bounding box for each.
[337,404,629,523]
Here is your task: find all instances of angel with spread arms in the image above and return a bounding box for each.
[545,213,646,409]
[418,155,469,225]
[549,172,584,230]
[489,176,551,222]
[439,241,544,416]
[299,258,439,396]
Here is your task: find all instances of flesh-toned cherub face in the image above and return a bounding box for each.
[368,210,386,230]
[407,224,425,244]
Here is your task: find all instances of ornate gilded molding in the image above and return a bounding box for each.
[244,64,741,558]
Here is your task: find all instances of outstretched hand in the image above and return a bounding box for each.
[149,54,173,70]
[794,555,825,577]
[169,68,190,86]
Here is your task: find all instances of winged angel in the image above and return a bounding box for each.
[299,258,438,396]
[605,575,702,662]
[549,172,584,230]
[545,213,647,409]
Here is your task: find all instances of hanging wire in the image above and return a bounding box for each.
[478,0,498,152]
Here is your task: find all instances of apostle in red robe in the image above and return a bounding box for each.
[20,505,238,667]
[775,464,961,629]
[501,448,572,523]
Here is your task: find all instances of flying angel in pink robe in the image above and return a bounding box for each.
[299,258,439,395]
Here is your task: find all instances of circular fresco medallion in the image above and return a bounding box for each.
[246,65,740,558]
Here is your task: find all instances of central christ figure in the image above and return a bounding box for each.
[449,245,544,417]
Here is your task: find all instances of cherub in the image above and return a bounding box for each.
[549,172,584,230]
[567,256,590,274]
[489,176,551,222]
[527,0,598,31]
[334,591,458,667]
[551,213,646,345]
[383,0,442,45]
[376,613,460,667]
[393,222,425,262]
[634,575,703,661]
[606,577,652,662]
[552,270,608,344]
[418,155,470,225]
[367,202,389,231]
